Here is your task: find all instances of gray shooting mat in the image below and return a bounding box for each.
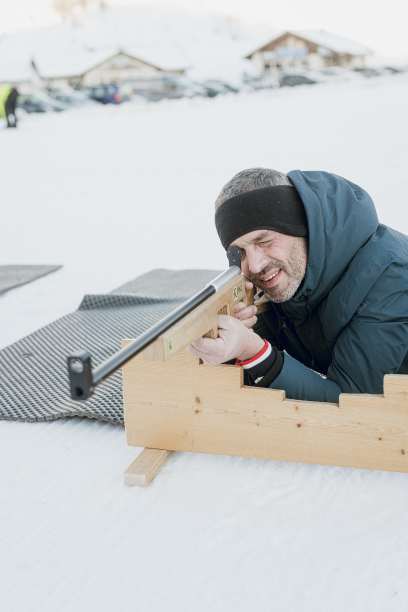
[0,265,62,295]
[0,268,219,424]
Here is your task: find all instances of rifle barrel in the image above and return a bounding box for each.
[67,266,240,401]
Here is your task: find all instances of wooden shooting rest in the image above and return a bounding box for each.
[121,275,408,486]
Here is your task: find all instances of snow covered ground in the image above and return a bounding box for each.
[2,73,408,611]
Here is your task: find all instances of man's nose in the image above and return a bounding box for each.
[246,247,268,275]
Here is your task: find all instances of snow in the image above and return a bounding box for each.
[297,29,371,56]
[0,5,262,83]
[2,73,408,611]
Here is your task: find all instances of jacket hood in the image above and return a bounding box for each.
[287,170,379,310]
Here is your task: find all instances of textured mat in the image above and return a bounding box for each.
[114,268,220,299]
[0,268,218,424]
[0,265,62,295]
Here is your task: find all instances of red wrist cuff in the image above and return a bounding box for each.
[235,340,271,367]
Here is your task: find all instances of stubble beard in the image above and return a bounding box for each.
[250,238,308,304]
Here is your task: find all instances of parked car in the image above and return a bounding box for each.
[46,87,93,108]
[84,84,123,104]
[132,76,208,102]
[164,76,210,98]
[199,80,240,97]
[17,92,68,113]
[382,65,405,75]
[318,66,363,81]
[242,75,279,91]
[18,95,47,113]
[279,73,318,87]
[132,87,184,103]
[352,67,383,78]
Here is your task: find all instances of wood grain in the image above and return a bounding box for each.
[124,448,170,486]
[123,346,408,474]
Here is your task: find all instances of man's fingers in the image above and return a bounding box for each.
[241,315,257,328]
[233,302,257,314]
[189,345,215,363]
[191,332,228,360]
[233,302,246,314]
[217,314,240,330]
[191,336,224,353]
[233,304,257,319]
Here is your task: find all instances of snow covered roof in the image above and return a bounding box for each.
[34,48,120,79]
[32,47,184,80]
[247,29,371,58]
[122,46,188,73]
[297,30,371,56]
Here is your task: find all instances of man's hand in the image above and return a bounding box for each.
[232,281,257,328]
[190,314,264,364]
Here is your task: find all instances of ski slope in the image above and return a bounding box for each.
[1,73,408,612]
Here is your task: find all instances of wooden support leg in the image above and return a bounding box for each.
[124,448,171,487]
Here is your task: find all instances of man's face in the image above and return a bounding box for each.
[231,229,308,303]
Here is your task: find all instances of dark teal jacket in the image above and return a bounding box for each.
[257,170,408,402]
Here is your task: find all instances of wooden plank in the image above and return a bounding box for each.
[142,275,246,361]
[122,346,408,474]
[384,374,408,396]
[124,448,170,487]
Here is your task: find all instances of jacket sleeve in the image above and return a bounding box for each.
[267,302,408,402]
[269,352,342,402]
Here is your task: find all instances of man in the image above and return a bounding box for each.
[0,85,18,128]
[190,168,408,402]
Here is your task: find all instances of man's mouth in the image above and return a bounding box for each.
[260,269,282,288]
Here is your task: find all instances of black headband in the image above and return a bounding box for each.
[215,185,308,250]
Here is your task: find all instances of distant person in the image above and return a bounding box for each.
[0,85,18,128]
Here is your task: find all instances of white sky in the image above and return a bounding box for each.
[2,0,407,58]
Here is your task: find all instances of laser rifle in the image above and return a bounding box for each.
[67,247,252,401]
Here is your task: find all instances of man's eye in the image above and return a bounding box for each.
[239,248,246,259]
[259,240,273,247]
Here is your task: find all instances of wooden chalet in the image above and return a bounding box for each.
[246,30,370,74]
[34,49,186,89]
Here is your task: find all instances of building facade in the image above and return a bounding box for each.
[246,30,370,75]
